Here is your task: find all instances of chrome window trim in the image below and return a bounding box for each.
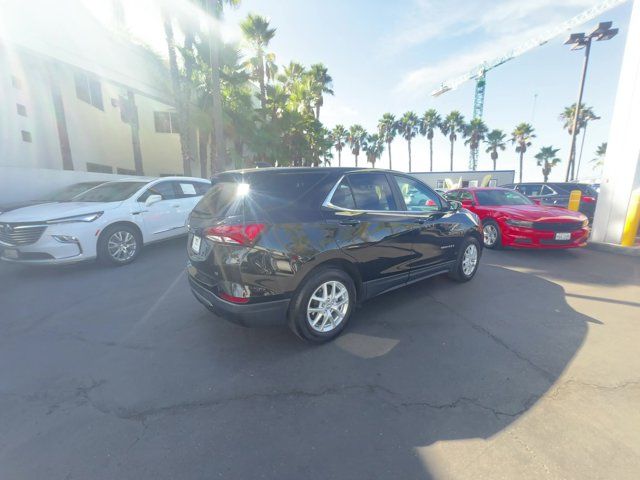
[322,174,446,216]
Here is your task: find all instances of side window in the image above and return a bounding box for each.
[329,178,356,209]
[138,181,177,202]
[176,181,204,198]
[520,184,543,196]
[459,191,475,202]
[347,173,396,211]
[393,175,441,212]
[541,185,555,196]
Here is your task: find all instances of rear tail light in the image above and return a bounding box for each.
[204,223,265,246]
[581,196,596,203]
[219,292,250,304]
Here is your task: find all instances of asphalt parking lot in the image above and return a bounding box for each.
[0,239,638,479]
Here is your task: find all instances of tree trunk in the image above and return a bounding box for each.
[354,154,358,167]
[258,54,266,113]
[407,140,412,172]
[450,139,454,171]
[387,142,392,170]
[519,151,524,182]
[198,129,208,178]
[163,14,192,176]
[338,149,341,167]
[48,63,74,170]
[127,90,144,175]
[429,138,433,172]
[315,104,320,120]
[207,4,227,175]
[493,158,496,171]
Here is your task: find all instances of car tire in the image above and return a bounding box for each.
[98,224,142,266]
[449,237,481,282]
[288,268,356,344]
[482,219,501,249]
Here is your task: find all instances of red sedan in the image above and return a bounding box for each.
[445,187,589,249]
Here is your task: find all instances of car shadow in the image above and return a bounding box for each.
[0,242,599,480]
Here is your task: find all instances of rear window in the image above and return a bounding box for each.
[194,171,334,218]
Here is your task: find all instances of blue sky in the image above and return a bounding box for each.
[225,0,633,181]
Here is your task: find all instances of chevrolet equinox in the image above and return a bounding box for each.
[187,168,482,343]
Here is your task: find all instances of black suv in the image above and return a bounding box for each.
[501,182,598,222]
[187,168,482,343]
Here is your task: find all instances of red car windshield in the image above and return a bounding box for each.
[475,190,534,206]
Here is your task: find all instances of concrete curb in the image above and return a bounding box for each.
[587,242,640,257]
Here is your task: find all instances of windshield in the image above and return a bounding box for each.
[42,182,105,201]
[72,182,147,202]
[475,189,534,206]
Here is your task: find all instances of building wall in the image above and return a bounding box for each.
[410,170,516,189]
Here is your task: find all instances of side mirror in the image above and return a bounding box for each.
[461,199,475,208]
[532,198,542,205]
[145,194,162,207]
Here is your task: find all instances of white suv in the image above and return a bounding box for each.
[0,177,210,265]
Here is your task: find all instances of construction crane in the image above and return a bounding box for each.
[430,0,628,166]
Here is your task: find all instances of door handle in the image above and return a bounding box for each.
[172,204,180,208]
[339,219,361,226]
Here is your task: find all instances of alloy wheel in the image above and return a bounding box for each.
[483,224,498,247]
[107,231,137,262]
[462,244,478,277]
[307,280,350,333]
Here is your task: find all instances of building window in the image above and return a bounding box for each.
[21,130,32,142]
[74,72,104,110]
[117,167,137,175]
[16,104,27,116]
[11,75,21,89]
[436,179,445,189]
[154,111,180,133]
[86,162,113,174]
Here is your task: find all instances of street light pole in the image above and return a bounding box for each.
[564,22,618,181]
[566,38,591,181]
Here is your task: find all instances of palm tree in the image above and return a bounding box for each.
[560,103,599,180]
[534,146,561,183]
[278,61,305,92]
[591,142,607,169]
[398,111,419,172]
[347,124,366,167]
[240,14,276,112]
[377,113,396,169]
[363,133,385,168]
[511,123,536,183]
[198,0,240,174]
[308,63,333,120]
[484,129,507,171]
[331,124,348,167]
[419,109,441,172]
[463,118,488,170]
[440,111,465,171]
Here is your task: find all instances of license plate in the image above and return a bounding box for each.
[555,232,571,241]
[191,235,202,253]
[3,248,18,259]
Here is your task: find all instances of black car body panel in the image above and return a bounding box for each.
[187,168,482,326]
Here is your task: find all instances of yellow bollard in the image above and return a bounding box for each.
[567,189,582,212]
[621,189,640,247]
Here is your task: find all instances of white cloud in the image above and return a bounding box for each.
[391,0,600,96]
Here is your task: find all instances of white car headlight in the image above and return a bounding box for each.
[45,212,103,224]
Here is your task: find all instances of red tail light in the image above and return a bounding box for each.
[581,196,596,203]
[219,292,250,304]
[204,223,265,246]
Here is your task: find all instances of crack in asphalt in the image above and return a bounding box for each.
[425,293,556,383]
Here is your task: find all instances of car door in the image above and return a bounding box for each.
[136,181,182,240]
[323,172,419,298]
[391,174,457,276]
[173,180,209,236]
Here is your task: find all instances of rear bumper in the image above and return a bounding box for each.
[188,269,290,327]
